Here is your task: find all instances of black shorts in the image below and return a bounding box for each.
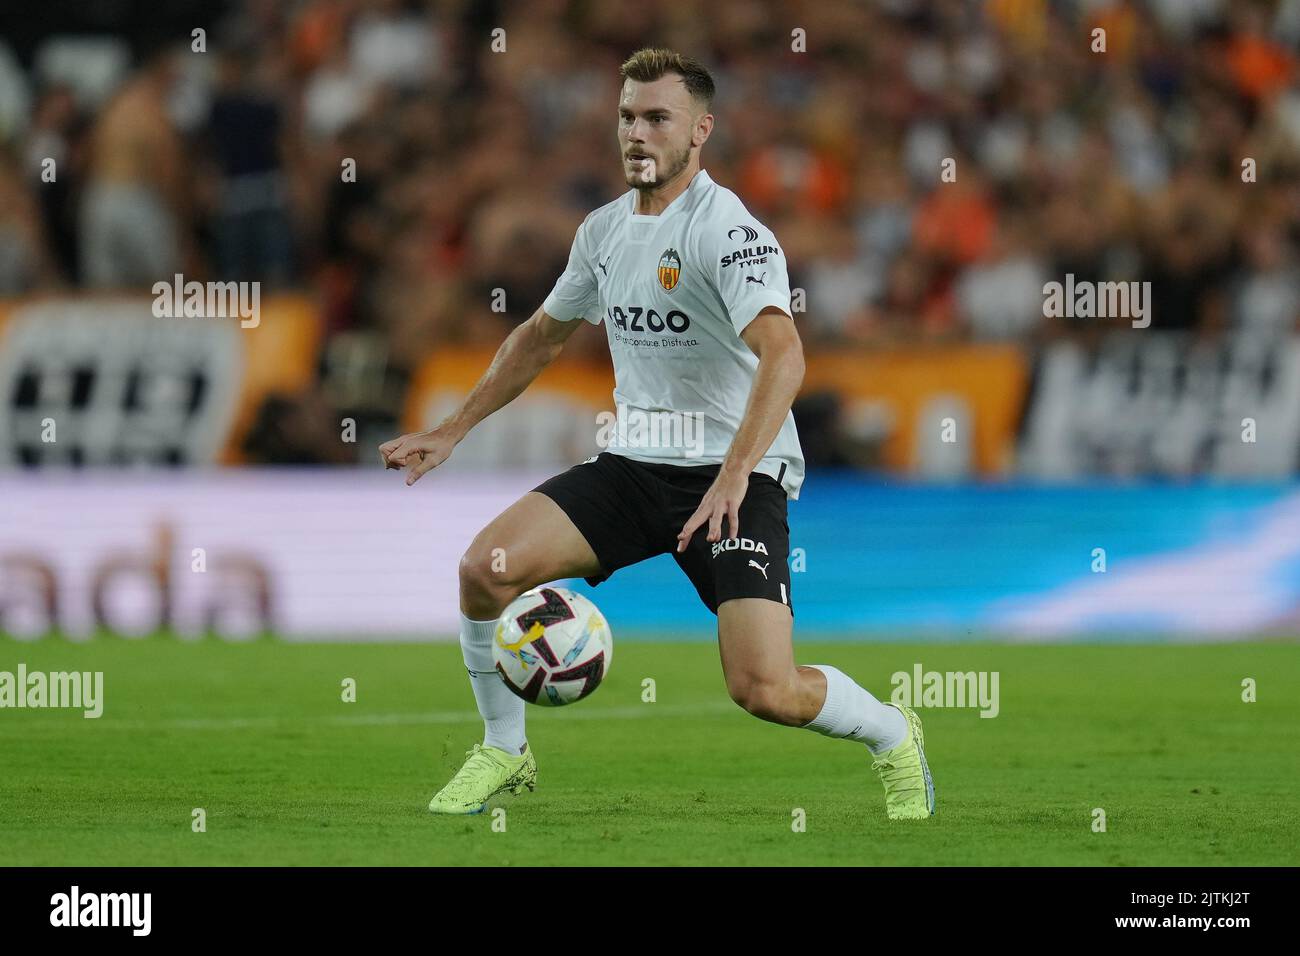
[532,452,793,616]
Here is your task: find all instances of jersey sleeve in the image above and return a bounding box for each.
[543,215,601,325]
[699,216,793,336]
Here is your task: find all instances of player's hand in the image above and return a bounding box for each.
[676,467,749,552]
[379,427,457,486]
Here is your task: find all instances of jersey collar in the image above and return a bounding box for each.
[627,168,711,221]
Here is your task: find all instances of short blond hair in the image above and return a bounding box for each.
[619,48,715,110]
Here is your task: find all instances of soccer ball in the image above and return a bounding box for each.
[492,586,613,706]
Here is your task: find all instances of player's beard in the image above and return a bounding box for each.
[628,140,692,191]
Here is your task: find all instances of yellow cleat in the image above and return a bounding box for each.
[428,743,537,815]
[871,704,936,820]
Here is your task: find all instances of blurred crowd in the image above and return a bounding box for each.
[1,0,1299,457]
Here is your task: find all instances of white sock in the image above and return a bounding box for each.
[459,613,527,755]
[802,664,907,754]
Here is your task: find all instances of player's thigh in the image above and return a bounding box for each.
[717,597,797,692]
[462,490,602,587]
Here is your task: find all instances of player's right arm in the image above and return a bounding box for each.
[382,214,600,485]
[380,307,583,485]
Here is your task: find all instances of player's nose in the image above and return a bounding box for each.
[625,117,649,142]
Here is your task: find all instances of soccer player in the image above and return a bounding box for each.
[380,48,934,820]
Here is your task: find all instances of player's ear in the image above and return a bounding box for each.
[693,112,714,148]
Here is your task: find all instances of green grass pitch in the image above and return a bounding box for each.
[1,636,1297,866]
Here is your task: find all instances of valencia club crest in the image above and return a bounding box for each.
[657,248,681,293]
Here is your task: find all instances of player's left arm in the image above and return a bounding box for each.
[675,306,804,552]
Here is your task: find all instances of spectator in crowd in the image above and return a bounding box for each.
[22,84,83,283]
[203,46,296,285]
[78,47,190,288]
[1232,216,1300,337]
[0,152,53,293]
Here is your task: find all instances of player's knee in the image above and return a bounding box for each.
[458,546,526,603]
[727,676,798,725]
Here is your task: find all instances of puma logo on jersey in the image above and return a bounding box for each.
[745,272,768,286]
[748,559,769,578]
[598,255,611,276]
[711,537,769,558]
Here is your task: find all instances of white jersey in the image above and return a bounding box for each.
[542,169,805,499]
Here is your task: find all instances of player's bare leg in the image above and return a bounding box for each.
[716,597,821,725]
[428,491,601,814]
[717,597,935,819]
[459,491,602,619]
